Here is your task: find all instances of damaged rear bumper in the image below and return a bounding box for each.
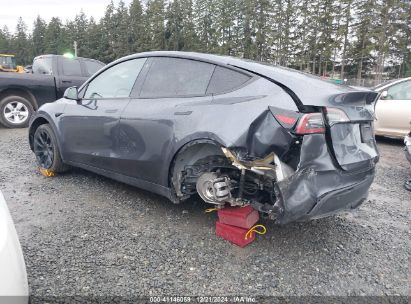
[271,132,377,224]
[274,166,375,224]
[223,132,377,225]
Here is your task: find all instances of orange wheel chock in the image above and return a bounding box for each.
[39,168,56,177]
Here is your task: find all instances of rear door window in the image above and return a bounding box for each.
[61,58,82,76]
[140,57,215,98]
[84,60,104,76]
[206,66,251,95]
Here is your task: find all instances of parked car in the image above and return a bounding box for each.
[0,54,105,128]
[29,51,379,224]
[0,190,28,303]
[373,77,411,139]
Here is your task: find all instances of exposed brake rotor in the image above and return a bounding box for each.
[196,172,231,204]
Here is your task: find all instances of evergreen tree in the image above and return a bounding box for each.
[32,16,47,56]
[240,0,256,59]
[293,0,312,71]
[0,26,11,53]
[273,0,300,66]
[0,0,408,82]
[86,17,104,63]
[165,0,197,51]
[316,0,337,76]
[180,0,198,51]
[215,0,239,56]
[128,0,144,53]
[145,0,166,51]
[112,1,130,58]
[400,0,411,76]
[100,1,117,62]
[73,11,89,57]
[350,0,376,81]
[372,0,404,81]
[254,0,274,61]
[12,17,30,64]
[44,17,65,55]
[165,0,184,51]
[194,0,218,53]
[338,0,354,79]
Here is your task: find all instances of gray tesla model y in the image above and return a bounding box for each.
[29,51,379,224]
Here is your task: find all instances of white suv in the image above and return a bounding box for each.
[374,77,411,138]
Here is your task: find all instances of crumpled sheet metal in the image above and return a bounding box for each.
[274,134,375,224]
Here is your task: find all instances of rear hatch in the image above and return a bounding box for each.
[322,91,379,171]
[270,99,379,172]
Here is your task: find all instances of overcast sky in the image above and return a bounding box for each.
[0,0,133,33]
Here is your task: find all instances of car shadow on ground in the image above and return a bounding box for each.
[375,135,404,146]
[62,166,363,251]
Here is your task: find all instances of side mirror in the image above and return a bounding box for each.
[64,86,79,101]
[380,90,388,99]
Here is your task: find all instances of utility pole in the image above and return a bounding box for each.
[74,41,78,57]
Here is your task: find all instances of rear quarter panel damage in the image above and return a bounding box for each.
[159,77,299,185]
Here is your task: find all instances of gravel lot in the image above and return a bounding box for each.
[0,127,410,299]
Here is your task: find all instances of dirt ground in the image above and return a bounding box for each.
[0,127,410,299]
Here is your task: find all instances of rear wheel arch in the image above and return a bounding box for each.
[167,139,227,199]
[0,88,38,110]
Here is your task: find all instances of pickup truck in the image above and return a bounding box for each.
[0,54,105,128]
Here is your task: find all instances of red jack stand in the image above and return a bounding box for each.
[216,221,255,248]
[217,205,259,229]
[214,205,266,247]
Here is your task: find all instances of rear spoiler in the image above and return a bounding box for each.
[330,91,379,106]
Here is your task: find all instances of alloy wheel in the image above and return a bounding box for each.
[33,129,54,169]
[3,101,29,124]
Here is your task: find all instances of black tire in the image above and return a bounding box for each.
[0,95,34,128]
[33,124,68,173]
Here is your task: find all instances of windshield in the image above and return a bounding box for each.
[0,56,17,69]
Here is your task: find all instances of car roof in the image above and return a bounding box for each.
[100,51,376,107]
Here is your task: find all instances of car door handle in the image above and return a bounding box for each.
[62,80,72,83]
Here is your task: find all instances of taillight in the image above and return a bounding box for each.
[294,108,350,135]
[295,113,325,134]
[274,114,298,126]
[325,107,350,125]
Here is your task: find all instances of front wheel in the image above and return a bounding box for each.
[0,95,34,128]
[33,124,68,173]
